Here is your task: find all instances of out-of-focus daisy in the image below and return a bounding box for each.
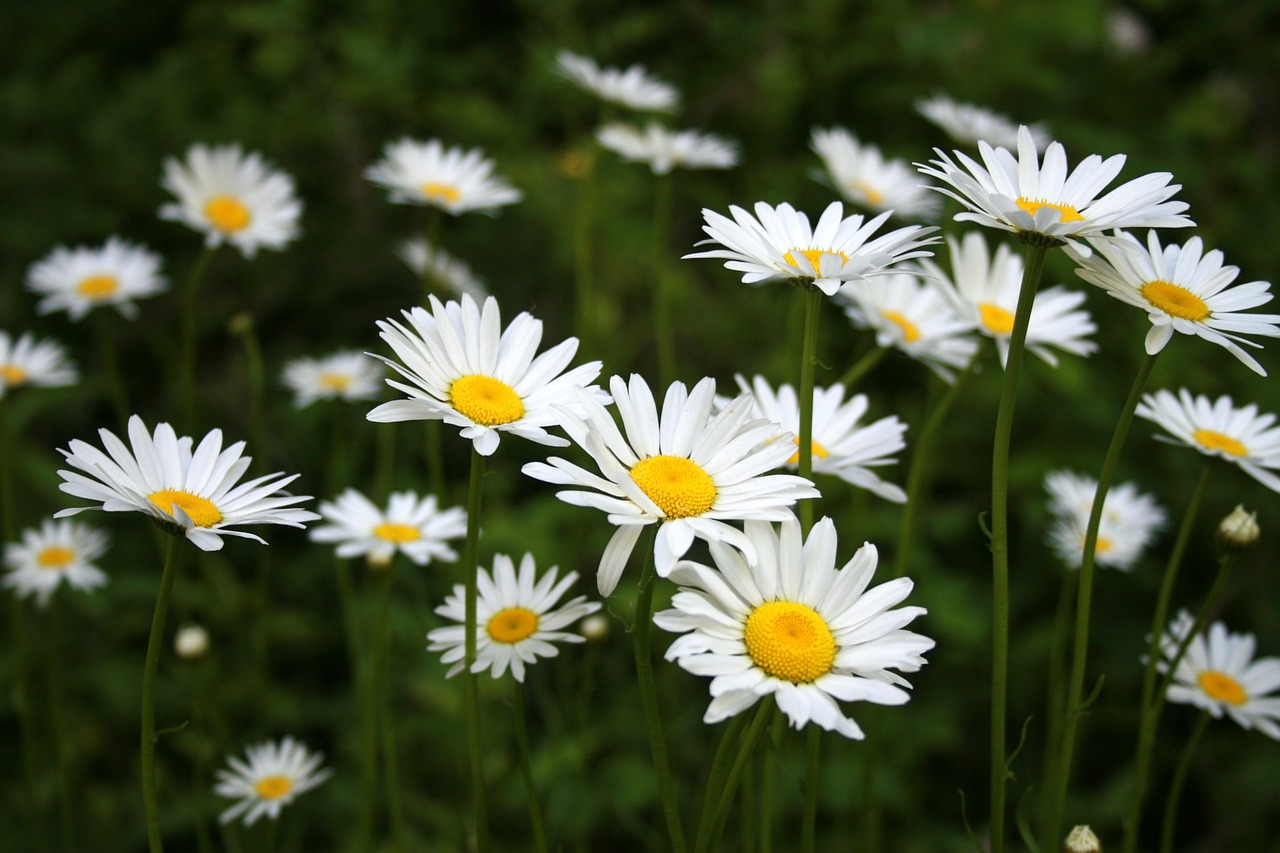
[3,519,108,608]
[654,516,934,738]
[522,374,819,596]
[174,624,210,659]
[26,237,167,321]
[596,122,738,175]
[159,143,302,258]
[917,126,1192,253]
[1157,611,1280,739]
[281,350,384,409]
[367,294,605,457]
[365,139,521,216]
[914,95,1049,151]
[0,331,78,399]
[309,488,465,568]
[810,127,940,220]
[555,50,678,113]
[1043,470,1165,571]
[395,238,488,300]
[684,201,939,297]
[1136,389,1280,493]
[214,737,332,826]
[924,232,1096,367]
[428,552,601,682]
[56,415,319,551]
[1073,230,1280,376]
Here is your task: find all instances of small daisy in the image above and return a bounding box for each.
[0,331,78,399]
[809,127,940,220]
[653,516,934,738]
[26,237,167,321]
[365,139,521,216]
[428,552,601,682]
[56,415,319,551]
[309,488,465,567]
[914,94,1049,151]
[159,143,302,258]
[917,126,1192,253]
[281,350,384,409]
[395,238,488,300]
[3,519,109,608]
[367,293,605,457]
[555,50,678,113]
[596,122,738,175]
[1073,230,1280,376]
[1043,470,1165,571]
[684,201,939,297]
[1136,389,1280,493]
[214,737,332,826]
[522,374,819,596]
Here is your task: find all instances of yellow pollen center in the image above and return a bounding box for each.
[254,775,294,800]
[1015,197,1085,224]
[1095,537,1112,555]
[148,490,224,528]
[203,195,252,233]
[786,437,831,467]
[743,601,837,684]
[449,375,525,426]
[373,522,420,543]
[880,310,921,343]
[978,303,1016,335]
[77,275,119,300]
[849,180,884,207]
[1197,670,1247,706]
[422,182,462,204]
[783,248,849,277]
[318,372,352,392]
[36,546,76,569]
[0,364,28,385]
[1141,280,1211,321]
[1194,429,1248,458]
[487,607,539,644]
[630,455,718,519]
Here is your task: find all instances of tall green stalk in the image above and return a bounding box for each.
[46,597,75,853]
[573,146,598,353]
[375,565,408,853]
[702,699,775,853]
[796,286,823,534]
[461,449,490,853]
[652,173,676,387]
[178,247,217,432]
[837,344,886,389]
[94,313,130,430]
[141,534,184,853]
[693,712,749,853]
[801,725,822,853]
[420,209,444,307]
[1159,711,1209,853]
[512,679,549,853]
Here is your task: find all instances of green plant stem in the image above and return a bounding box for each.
[1159,711,1209,853]
[693,712,749,853]
[837,344,886,389]
[462,449,490,853]
[45,598,75,853]
[512,679,549,853]
[760,713,784,853]
[573,146,597,353]
[178,246,216,432]
[375,423,397,502]
[1038,567,1077,835]
[859,707,883,852]
[0,397,13,542]
[426,421,446,501]
[94,313,130,430]
[142,534,184,853]
[265,816,278,853]
[801,725,822,853]
[653,173,676,387]
[420,209,444,306]
[705,699,775,853]
[233,316,266,473]
[371,564,407,852]
[797,286,823,533]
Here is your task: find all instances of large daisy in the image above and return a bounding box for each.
[914,95,1049,151]
[810,127,940,220]
[214,737,332,826]
[365,138,521,215]
[309,488,465,567]
[1136,389,1280,493]
[597,122,739,175]
[3,519,109,608]
[554,50,678,113]
[1043,470,1165,571]
[281,350,384,409]
[0,331,78,399]
[26,237,167,321]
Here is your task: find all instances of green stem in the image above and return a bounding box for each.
[760,713,784,853]
[95,313,131,430]
[801,725,822,853]
[374,565,407,852]
[1038,567,1077,836]
[46,598,75,853]
[653,173,676,387]
[797,286,823,533]
[374,423,397,502]
[706,699,775,853]
[426,421,446,501]
[421,209,444,306]
[265,815,278,853]
[513,679,549,853]
[693,712,749,853]
[232,316,267,473]
[462,449,490,853]
[1159,711,1209,853]
[178,247,216,432]
[142,534,184,853]
[573,145,597,353]
[0,398,14,542]
[837,345,886,389]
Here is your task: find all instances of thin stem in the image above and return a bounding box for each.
[1038,567,1077,836]
[573,145,597,353]
[46,598,75,853]
[374,423,397,502]
[462,449,490,853]
[426,422,446,501]
[0,397,14,542]
[797,286,823,533]
[653,173,676,387]
[801,725,822,853]
[513,679,550,853]
[420,209,444,306]
[1159,711,1210,853]
[693,713,750,853]
[142,534,184,853]
[837,344,886,389]
[760,713,784,853]
[178,247,216,432]
[94,312,130,430]
[372,564,407,852]
[705,698,775,853]
[232,316,267,474]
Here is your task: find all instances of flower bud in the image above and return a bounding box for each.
[580,614,610,642]
[174,624,210,660]
[1217,505,1260,552]
[1064,824,1101,853]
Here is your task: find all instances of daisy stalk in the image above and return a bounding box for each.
[141,534,184,853]
[461,448,490,853]
[371,563,408,852]
[654,172,676,386]
[797,285,823,533]
[93,312,130,429]
[1159,710,1210,853]
[44,598,76,852]
[178,246,217,431]
[837,343,887,389]
[511,679,549,853]
[696,698,774,853]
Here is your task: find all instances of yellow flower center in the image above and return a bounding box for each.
[204,195,252,233]
[254,775,294,800]
[978,303,1016,335]
[148,490,224,528]
[487,607,539,644]
[880,310,921,343]
[77,275,119,300]
[36,546,76,570]
[373,522,420,543]
[422,182,462,204]
[630,455,718,519]
[318,372,352,392]
[1197,669,1248,706]
[449,375,525,426]
[1095,537,1112,555]
[1016,197,1085,224]
[783,248,849,277]
[1141,280,1211,321]
[0,364,28,386]
[743,600,837,684]
[849,180,884,207]
[1194,429,1248,458]
[786,438,831,467]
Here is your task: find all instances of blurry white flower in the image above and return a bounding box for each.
[396,238,488,300]
[597,122,738,174]
[215,737,332,825]
[26,237,167,321]
[366,139,521,215]
[0,331,78,398]
[3,519,108,608]
[1043,470,1165,571]
[282,351,384,409]
[810,127,940,220]
[555,50,678,112]
[915,94,1049,151]
[309,488,466,567]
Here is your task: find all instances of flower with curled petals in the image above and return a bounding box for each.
[597,122,738,175]
[214,737,332,826]
[366,139,521,216]
[810,127,940,220]
[1136,389,1280,493]
[555,50,678,113]
[1043,470,1165,571]
[915,95,1050,151]
[309,488,465,567]
[0,331,78,399]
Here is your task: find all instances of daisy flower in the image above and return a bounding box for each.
[281,350,384,409]
[395,238,488,300]
[914,94,1049,151]
[555,50,678,113]
[159,143,302,258]
[1136,389,1280,493]
[1043,470,1165,571]
[365,138,521,215]
[596,122,738,175]
[309,488,465,567]
[684,201,939,297]
[367,293,605,457]
[653,516,934,738]
[1073,230,1280,376]
[917,126,1192,253]
[26,237,167,321]
[214,737,332,826]
[55,415,319,551]
[3,519,109,608]
[522,374,819,596]
[0,331,78,399]
[428,552,601,682]
[809,127,940,220]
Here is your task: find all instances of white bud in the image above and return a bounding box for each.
[580,614,610,641]
[174,624,209,660]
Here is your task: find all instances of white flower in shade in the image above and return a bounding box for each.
[924,232,1096,367]
[159,143,302,258]
[555,50,678,113]
[55,415,319,551]
[917,126,1192,253]
[365,139,521,216]
[1043,470,1165,571]
[214,737,332,826]
[653,516,934,738]
[1157,611,1280,739]
[596,122,738,175]
[309,488,465,567]
[3,519,108,608]
[175,624,210,659]
[26,237,167,321]
[837,272,980,382]
[0,331,78,399]
[428,552,602,682]
[809,127,940,220]
[914,95,1049,151]
[730,375,908,503]
[395,238,488,300]
[522,375,820,596]
[684,201,939,297]
[1136,389,1280,492]
[281,350,384,409]
[1073,230,1280,376]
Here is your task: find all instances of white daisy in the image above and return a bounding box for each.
[428,552,601,682]
[596,122,738,175]
[809,127,940,220]
[555,50,678,113]
[309,488,465,567]
[26,237,167,321]
[684,201,939,297]
[0,331,78,399]
[3,519,109,608]
[367,293,605,457]
[55,415,319,551]
[1043,470,1165,571]
[653,516,934,738]
[159,143,302,258]
[521,374,820,596]
[1136,389,1280,493]
[395,238,488,300]
[365,139,521,216]
[281,350,384,409]
[914,94,1050,151]
[1073,230,1280,376]
[214,737,332,826]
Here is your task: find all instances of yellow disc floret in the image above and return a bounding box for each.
[254,775,294,800]
[204,195,252,233]
[422,182,462,204]
[1016,197,1085,224]
[318,372,352,393]
[1,364,29,386]
[1194,429,1248,458]
[148,490,224,528]
[36,546,76,569]
[449,375,525,426]
[1141,280,1211,321]
[743,600,837,684]
[630,455,717,519]
[783,248,849,276]
[849,180,885,207]
[487,607,539,644]
[1197,670,1248,706]
[880,310,921,344]
[373,522,420,543]
[77,275,119,300]
[978,303,1016,336]
[786,438,831,467]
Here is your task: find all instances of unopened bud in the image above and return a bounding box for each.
[174,624,210,660]
[1217,505,1260,552]
[580,614,610,642]
[366,551,393,572]
[1064,824,1101,853]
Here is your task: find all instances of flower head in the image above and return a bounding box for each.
[0,331,78,399]
[597,122,738,175]
[310,488,465,567]
[3,519,108,608]
[810,127,940,220]
[1217,505,1260,552]
[26,237,167,321]
[1043,470,1165,571]
[396,238,488,300]
[175,624,210,659]
[365,139,521,215]
[555,50,678,112]
[214,737,332,826]
[1136,389,1280,493]
[282,350,384,409]
[915,95,1049,151]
